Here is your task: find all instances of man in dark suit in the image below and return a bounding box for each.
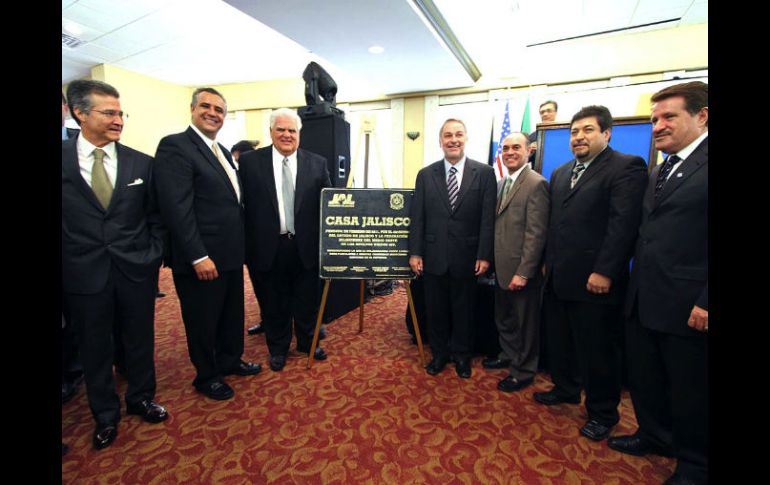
[483,133,549,392]
[409,118,496,379]
[62,80,168,450]
[154,88,261,400]
[240,108,331,372]
[534,105,647,441]
[607,82,708,485]
[527,100,558,166]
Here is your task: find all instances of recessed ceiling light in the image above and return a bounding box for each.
[368,45,385,54]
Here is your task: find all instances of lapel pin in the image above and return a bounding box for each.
[677,173,683,178]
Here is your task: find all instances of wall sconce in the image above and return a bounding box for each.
[406,131,420,141]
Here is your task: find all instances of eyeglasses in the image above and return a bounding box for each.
[92,109,128,119]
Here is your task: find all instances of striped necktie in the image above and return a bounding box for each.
[570,162,586,189]
[655,155,680,197]
[447,166,458,210]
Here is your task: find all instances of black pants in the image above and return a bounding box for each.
[625,307,708,482]
[252,236,319,357]
[173,268,244,388]
[65,265,157,426]
[423,272,477,359]
[543,287,623,426]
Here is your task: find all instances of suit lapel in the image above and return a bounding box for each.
[654,138,708,207]
[454,160,477,212]
[261,148,280,216]
[564,147,612,201]
[498,166,528,215]
[430,162,453,214]
[294,150,308,215]
[62,137,110,212]
[185,128,238,201]
[107,143,133,213]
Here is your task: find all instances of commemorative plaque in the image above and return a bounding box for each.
[319,188,414,279]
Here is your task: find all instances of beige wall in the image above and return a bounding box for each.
[91,64,191,156]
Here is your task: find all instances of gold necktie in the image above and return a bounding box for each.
[212,143,240,201]
[91,148,113,209]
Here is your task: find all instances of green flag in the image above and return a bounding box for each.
[520,98,531,133]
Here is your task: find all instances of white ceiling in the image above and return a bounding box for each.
[62,0,708,98]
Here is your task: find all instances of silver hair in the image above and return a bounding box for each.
[270,108,302,131]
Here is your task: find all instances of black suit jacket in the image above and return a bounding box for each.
[544,146,648,304]
[153,127,244,275]
[409,158,496,277]
[239,146,331,272]
[625,138,708,336]
[62,136,164,294]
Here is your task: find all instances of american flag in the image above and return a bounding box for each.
[492,101,511,181]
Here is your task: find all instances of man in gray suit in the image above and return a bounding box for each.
[482,132,549,392]
[409,118,497,379]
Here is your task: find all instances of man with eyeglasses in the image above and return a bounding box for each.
[62,80,168,450]
[153,88,261,401]
[528,100,559,166]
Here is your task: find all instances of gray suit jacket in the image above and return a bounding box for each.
[493,166,549,288]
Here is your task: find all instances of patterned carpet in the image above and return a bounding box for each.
[62,268,675,484]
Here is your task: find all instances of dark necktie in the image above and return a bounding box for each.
[570,162,586,189]
[282,157,295,234]
[447,166,459,211]
[655,155,681,197]
[91,148,113,209]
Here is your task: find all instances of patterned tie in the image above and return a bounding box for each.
[570,162,586,189]
[498,177,512,214]
[212,143,240,202]
[655,155,681,197]
[91,148,113,209]
[447,166,459,211]
[282,157,295,234]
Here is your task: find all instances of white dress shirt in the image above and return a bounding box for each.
[77,136,117,190]
[273,146,298,234]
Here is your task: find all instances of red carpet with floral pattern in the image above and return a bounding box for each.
[62,268,675,484]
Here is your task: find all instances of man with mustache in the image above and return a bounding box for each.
[608,81,708,485]
[534,106,647,441]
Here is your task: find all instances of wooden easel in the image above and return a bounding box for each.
[307,279,426,368]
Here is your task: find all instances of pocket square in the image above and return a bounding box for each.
[127,178,144,186]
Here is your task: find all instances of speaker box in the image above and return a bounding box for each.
[299,110,359,322]
[299,113,351,188]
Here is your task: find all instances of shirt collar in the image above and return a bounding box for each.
[189,124,217,147]
[444,156,466,174]
[575,146,607,168]
[670,132,708,161]
[77,134,117,161]
[507,163,527,183]
[272,145,297,163]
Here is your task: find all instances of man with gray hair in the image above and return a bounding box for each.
[239,108,331,372]
[154,87,261,401]
[63,79,167,449]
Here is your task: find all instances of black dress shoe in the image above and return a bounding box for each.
[92,423,118,450]
[425,356,449,375]
[196,381,234,400]
[156,291,166,298]
[126,400,169,423]
[298,347,328,360]
[455,358,472,379]
[247,323,265,335]
[497,376,533,392]
[226,360,262,376]
[607,434,673,457]
[579,419,613,441]
[269,355,287,371]
[533,389,581,406]
[482,357,511,369]
[663,472,707,485]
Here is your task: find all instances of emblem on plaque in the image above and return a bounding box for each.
[390,193,404,210]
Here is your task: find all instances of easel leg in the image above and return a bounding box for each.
[405,280,426,366]
[308,280,331,369]
[358,280,365,333]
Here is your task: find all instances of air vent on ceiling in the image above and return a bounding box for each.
[62,33,85,49]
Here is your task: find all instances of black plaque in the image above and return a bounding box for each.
[319,188,414,279]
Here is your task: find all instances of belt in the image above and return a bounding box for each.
[279,232,294,239]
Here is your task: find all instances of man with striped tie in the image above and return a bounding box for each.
[409,119,497,379]
[534,105,647,442]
